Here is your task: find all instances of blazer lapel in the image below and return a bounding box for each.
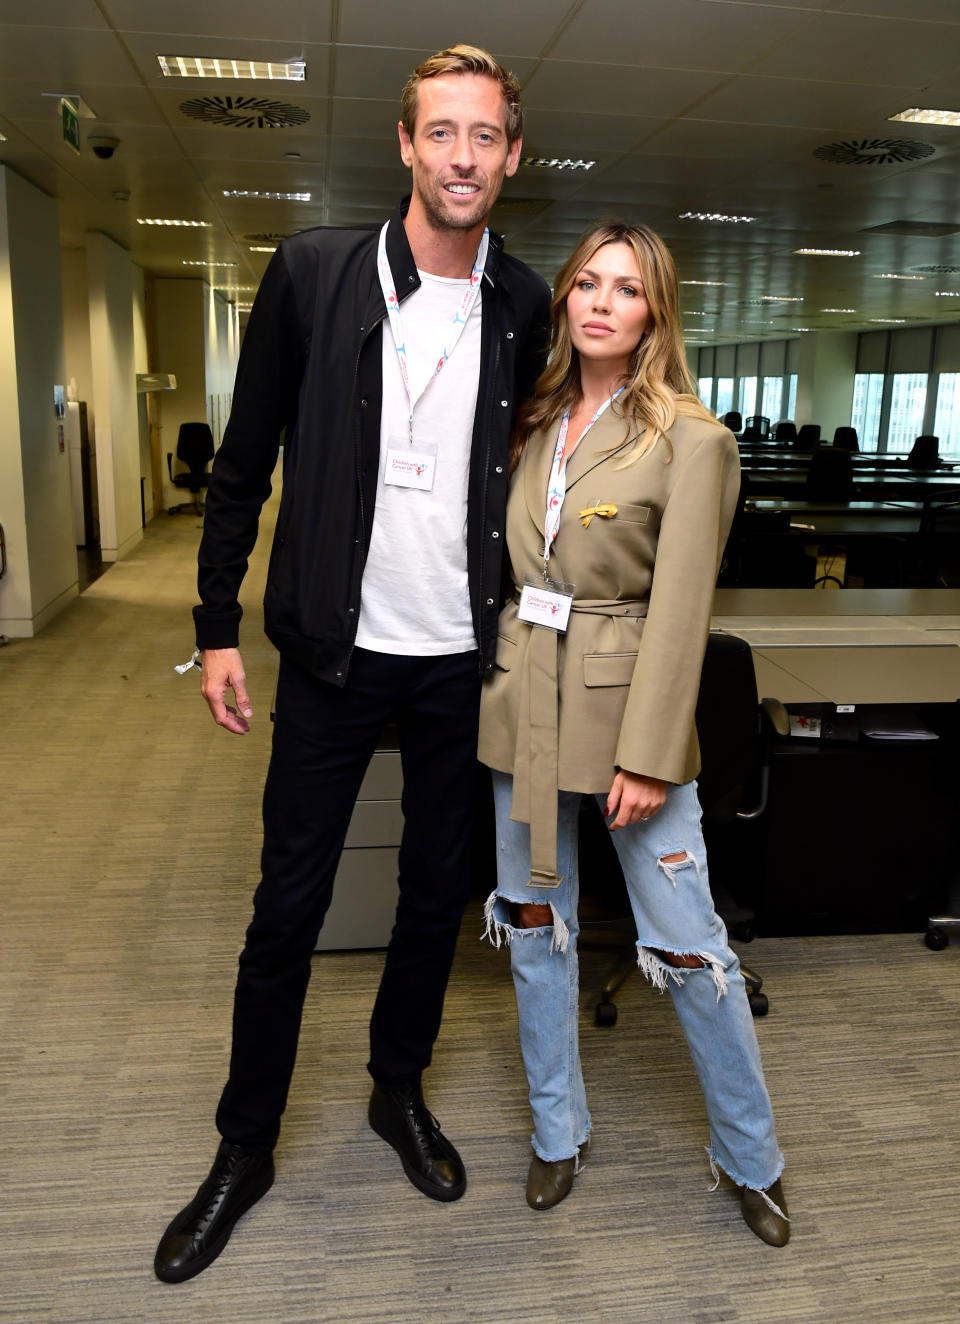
[563,409,639,494]
[522,420,561,541]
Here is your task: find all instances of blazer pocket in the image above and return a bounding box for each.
[611,502,651,525]
[583,652,637,687]
[495,632,517,671]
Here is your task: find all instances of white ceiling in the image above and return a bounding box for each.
[2,0,960,342]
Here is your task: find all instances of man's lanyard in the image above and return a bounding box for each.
[542,389,623,570]
[376,221,489,443]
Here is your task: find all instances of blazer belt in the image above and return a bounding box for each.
[512,591,648,620]
[508,595,647,891]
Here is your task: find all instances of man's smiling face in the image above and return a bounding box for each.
[398,72,521,232]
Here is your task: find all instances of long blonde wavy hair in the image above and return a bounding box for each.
[511,222,716,470]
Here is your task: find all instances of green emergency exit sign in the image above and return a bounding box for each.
[60,98,80,154]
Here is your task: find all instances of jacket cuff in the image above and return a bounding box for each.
[193,604,242,651]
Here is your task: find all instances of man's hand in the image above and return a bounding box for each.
[200,647,253,734]
[604,770,667,830]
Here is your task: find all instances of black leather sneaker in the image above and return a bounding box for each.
[154,1141,275,1283]
[368,1079,466,1201]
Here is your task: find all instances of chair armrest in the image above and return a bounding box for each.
[166,452,173,481]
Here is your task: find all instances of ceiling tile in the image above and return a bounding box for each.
[107,0,333,42]
[551,0,814,71]
[336,0,576,57]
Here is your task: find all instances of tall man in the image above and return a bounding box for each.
[155,46,550,1284]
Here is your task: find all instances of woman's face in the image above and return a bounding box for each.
[565,240,651,374]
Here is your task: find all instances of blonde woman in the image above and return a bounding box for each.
[478,223,788,1245]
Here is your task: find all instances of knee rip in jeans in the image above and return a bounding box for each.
[482,890,570,955]
[636,943,729,1000]
[657,848,702,887]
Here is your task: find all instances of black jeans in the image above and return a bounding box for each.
[216,647,482,1151]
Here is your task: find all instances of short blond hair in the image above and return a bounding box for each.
[401,44,523,144]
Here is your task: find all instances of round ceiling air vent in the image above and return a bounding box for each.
[179,95,310,128]
[912,264,960,275]
[813,137,935,165]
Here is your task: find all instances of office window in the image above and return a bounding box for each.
[933,373,960,452]
[851,373,884,450]
[785,374,798,421]
[715,377,734,417]
[737,376,758,417]
[761,376,783,421]
[697,376,714,409]
[887,373,928,453]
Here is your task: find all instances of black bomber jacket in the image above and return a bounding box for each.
[193,199,551,684]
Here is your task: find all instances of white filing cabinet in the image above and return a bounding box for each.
[314,729,403,951]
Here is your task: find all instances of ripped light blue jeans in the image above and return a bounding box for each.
[485,770,784,1192]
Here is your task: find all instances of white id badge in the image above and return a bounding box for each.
[518,576,574,633]
[384,441,437,491]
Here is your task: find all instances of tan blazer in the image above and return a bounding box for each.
[477,406,740,886]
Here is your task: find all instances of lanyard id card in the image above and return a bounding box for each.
[518,575,575,633]
[384,440,438,491]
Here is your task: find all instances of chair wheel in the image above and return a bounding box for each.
[595,1001,618,1027]
[748,992,769,1017]
[925,926,949,951]
[733,921,756,943]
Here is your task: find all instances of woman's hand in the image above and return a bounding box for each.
[604,770,667,830]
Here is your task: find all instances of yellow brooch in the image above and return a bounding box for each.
[578,502,618,529]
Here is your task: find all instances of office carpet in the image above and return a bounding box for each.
[1,496,958,1324]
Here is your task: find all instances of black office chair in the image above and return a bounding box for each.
[167,422,215,515]
[906,434,940,470]
[832,426,859,452]
[722,411,742,434]
[773,421,797,443]
[584,632,787,1025]
[744,415,770,439]
[805,444,853,501]
[796,423,821,449]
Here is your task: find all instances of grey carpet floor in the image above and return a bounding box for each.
[1,496,958,1323]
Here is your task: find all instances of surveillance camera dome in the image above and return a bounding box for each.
[88,136,120,160]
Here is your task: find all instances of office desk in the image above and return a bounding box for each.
[742,470,960,501]
[745,500,922,539]
[706,587,960,933]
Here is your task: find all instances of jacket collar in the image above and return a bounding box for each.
[384,195,504,299]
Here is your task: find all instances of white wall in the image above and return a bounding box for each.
[0,166,76,638]
[794,331,858,439]
[87,231,143,561]
[153,277,238,510]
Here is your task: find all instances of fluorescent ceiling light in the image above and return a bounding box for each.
[182,259,238,268]
[935,290,960,297]
[157,55,306,80]
[874,272,924,280]
[249,244,277,253]
[795,248,860,257]
[790,327,814,332]
[869,317,907,324]
[684,311,712,316]
[821,307,857,313]
[759,295,803,303]
[519,157,595,171]
[216,284,258,292]
[681,280,726,286]
[890,107,960,127]
[680,212,756,224]
[137,217,211,227]
[0,131,6,142]
[223,189,311,201]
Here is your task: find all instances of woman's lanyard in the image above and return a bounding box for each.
[376,220,489,444]
[542,389,623,571]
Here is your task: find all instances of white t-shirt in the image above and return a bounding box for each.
[354,270,482,656]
